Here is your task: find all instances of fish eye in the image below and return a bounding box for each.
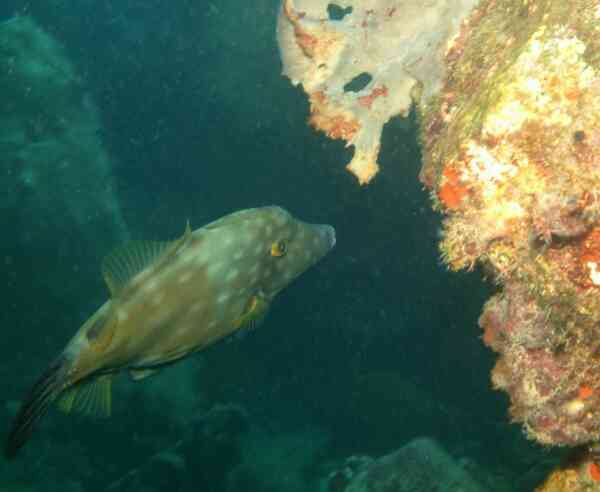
[270,239,287,257]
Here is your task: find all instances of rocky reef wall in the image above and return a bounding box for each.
[0,15,127,282]
[279,0,600,487]
[1,16,128,433]
[421,0,600,449]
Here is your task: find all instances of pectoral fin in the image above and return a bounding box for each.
[57,374,112,418]
[233,292,270,331]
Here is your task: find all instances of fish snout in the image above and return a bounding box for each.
[323,224,336,249]
[310,224,336,257]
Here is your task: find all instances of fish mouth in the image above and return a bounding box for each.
[304,223,336,262]
[324,225,336,249]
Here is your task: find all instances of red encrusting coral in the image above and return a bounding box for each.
[309,91,361,142]
[588,462,600,482]
[437,165,469,210]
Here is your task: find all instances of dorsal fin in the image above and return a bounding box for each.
[101,221,192,297]
[102,240,172,296]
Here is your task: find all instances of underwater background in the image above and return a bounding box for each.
[0,1,562,491]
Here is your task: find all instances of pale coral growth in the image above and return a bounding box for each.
[484,27,597,139]
[587,261,600,286]
[531,190,591,241]
[277,0,478,184]
[461,141,519,195]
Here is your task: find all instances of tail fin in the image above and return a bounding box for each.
[4,356,70,459]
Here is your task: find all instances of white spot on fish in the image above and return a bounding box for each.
[152,292,165,305]
[176,324,190,336]
[190,301,204,314]
[223,234,234,246]
[238,230,252,246]
[225,268,239,282]
[118,309,129,322]
[217,292,231,304]
[233,250,244,261]
[275,213,288,226]
[178,271,193,284]
[182,250,198,264]
[195,253,210,266]
[265,225,273,235]
[208,320,217,329]
[144,279,159,292]
[208,261,226,277]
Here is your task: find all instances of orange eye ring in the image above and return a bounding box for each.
[270,239,287,257]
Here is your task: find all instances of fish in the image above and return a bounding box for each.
[4,206,335,458]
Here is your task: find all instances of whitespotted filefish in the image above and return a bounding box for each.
[5,206,335,458]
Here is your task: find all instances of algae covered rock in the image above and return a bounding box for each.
[418,0,600,447]
[336,437,487,492]
[106,403,249,492]
[0,15,126,251]
[226,425,330,492]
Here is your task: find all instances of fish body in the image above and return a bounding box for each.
[5,206,335,457]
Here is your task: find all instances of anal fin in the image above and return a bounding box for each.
[57,374,112,418]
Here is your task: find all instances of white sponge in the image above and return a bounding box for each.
[277,0,478,184]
